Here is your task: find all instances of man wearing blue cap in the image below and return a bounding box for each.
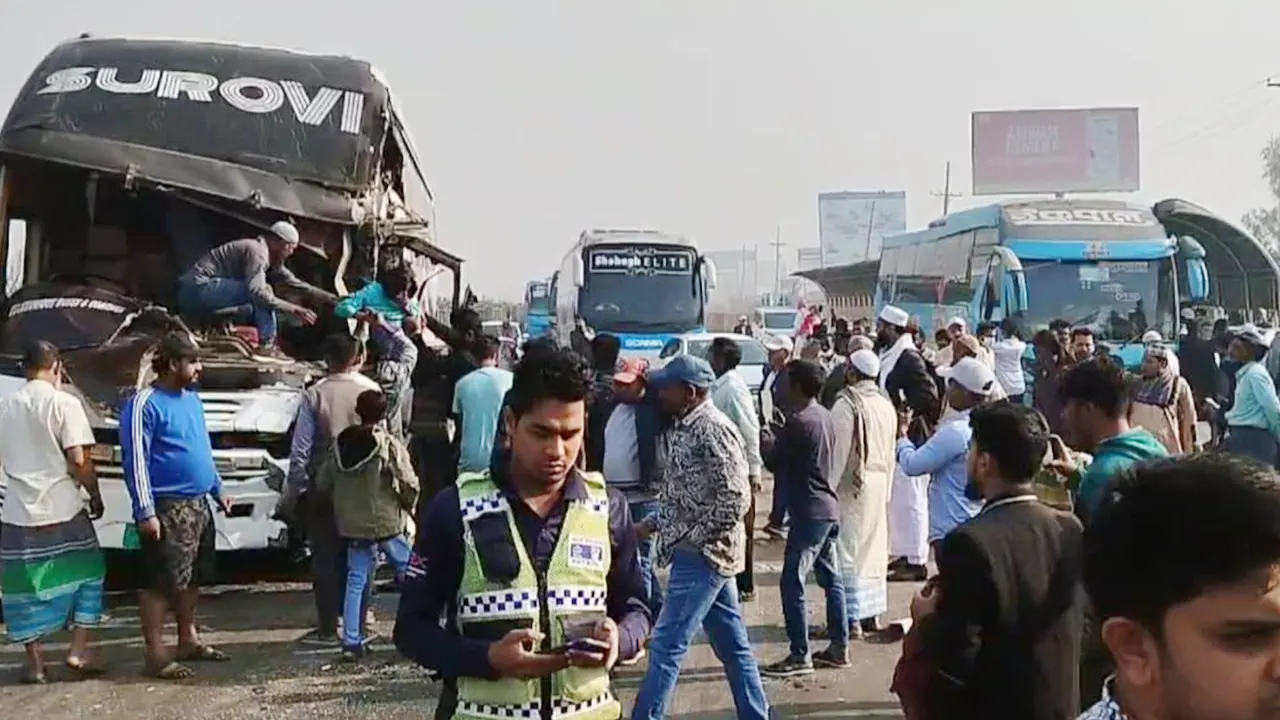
[632,355,770,720]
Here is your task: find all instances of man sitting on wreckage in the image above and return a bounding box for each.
[176,220,337,362]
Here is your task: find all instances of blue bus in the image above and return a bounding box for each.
[875,198,1211,367]
[523,279,553,338]
[554,229,718,359]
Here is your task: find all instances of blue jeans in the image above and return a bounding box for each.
[178,278,278,343]
[781,519,848,658]
[632,547,770,720]
[342,534,412,648]
[629,498,663,616]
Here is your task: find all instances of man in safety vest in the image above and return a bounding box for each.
[393,346,652,720]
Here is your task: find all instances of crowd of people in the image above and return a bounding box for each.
[5,269,1280,720]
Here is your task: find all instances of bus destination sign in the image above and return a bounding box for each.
[589,248,694,276]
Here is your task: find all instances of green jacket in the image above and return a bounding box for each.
[315,425,419,540]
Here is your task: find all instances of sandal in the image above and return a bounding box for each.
[65,657,106,679]
[146,661,195,680]
[20,669,47,685]
[177,644,231,663]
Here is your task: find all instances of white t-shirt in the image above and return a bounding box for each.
[992,338,1028,396]
[602,403,641,486]
[0,379,95,526]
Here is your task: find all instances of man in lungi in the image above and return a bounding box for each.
[121,332,231,679]
[0,340,106,683]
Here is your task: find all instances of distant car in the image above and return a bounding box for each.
[655,332,769,395]
[753,306,800,339]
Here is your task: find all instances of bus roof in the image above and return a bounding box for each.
[0,35,398,224]
[579,229,696,248]
[882,197,1163,250]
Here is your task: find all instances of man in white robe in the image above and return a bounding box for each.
[875,305,935,575]
[830,349,897,635]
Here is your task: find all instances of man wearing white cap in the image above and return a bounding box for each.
[828,349,897,635]
[874,305,940,577]
[1140,329,1180,377]
[892,357,993,581]
[178,220,336,361]
[933,317,968,368]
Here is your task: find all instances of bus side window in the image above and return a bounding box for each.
[659,339,680,359]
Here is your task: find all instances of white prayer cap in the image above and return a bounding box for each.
[878,305,909,328]
[849,349,880,378]
[946,316,968,330]
[1180,307,1196,320]
[1140,330,1163,345]
[944,357,997,396]
[268,220,300,245]
[849,335,874,352]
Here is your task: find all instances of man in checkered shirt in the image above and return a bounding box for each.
[1077,453,1280,720]
[631,355,770,720]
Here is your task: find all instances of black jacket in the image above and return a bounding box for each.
[920,494,1085,720]
[885,347,940,443]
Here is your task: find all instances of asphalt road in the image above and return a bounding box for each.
[0,478,914,720]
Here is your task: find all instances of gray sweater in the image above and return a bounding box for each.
[180,237,311,312]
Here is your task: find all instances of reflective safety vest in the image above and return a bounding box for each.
[454,470,621,720]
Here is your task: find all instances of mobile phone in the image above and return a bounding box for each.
[540,638,610,656]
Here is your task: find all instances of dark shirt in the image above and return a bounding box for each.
[767,401,839,522]
[393,464,652,680]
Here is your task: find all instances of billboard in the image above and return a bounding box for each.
[971,107,1140,195]
[817,191,907,267]
[796,247,823,272]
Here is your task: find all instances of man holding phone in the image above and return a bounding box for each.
[394,347,650,720]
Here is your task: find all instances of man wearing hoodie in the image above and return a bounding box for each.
[315,390,419,661]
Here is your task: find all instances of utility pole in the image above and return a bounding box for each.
[770,225,785,302]
[930,161,963,216]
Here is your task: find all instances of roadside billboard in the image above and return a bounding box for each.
[971,107,1140,195]
[796,247,823,272]
[817,191,907,267]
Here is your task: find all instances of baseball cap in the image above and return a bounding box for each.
[155,331,201,362]
[1235,325,1269,349]
[613,357,649,385]
[942,357,997,396]
[762,334,794,353]
[647,354,716,390]
[268,220,300,245]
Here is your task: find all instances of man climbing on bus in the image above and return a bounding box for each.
[177,220,336,362]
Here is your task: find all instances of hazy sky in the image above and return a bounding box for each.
[5,1,1280,299]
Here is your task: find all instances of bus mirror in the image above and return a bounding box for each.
[1186,257,1210,302]
[5,218,26,296]
[991,246,1024,273]
[1176,236,1207,260]
[572,256,585,288]
[702,257,718,290]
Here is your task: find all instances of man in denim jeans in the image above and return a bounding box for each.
[600,359,665,621]
[761,359,850,677]
[632,355,770,720]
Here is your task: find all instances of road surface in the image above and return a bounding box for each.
[0,478,913,719]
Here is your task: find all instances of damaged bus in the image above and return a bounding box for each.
[0,35,462,552]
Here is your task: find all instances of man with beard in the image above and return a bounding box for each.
[120,333,231,679]
[908,402,1084,720]
[875,305,940,578]
[393,347,650,720]
[1079,453,1280,720]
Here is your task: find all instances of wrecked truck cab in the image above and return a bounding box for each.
[0,35,462,552]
